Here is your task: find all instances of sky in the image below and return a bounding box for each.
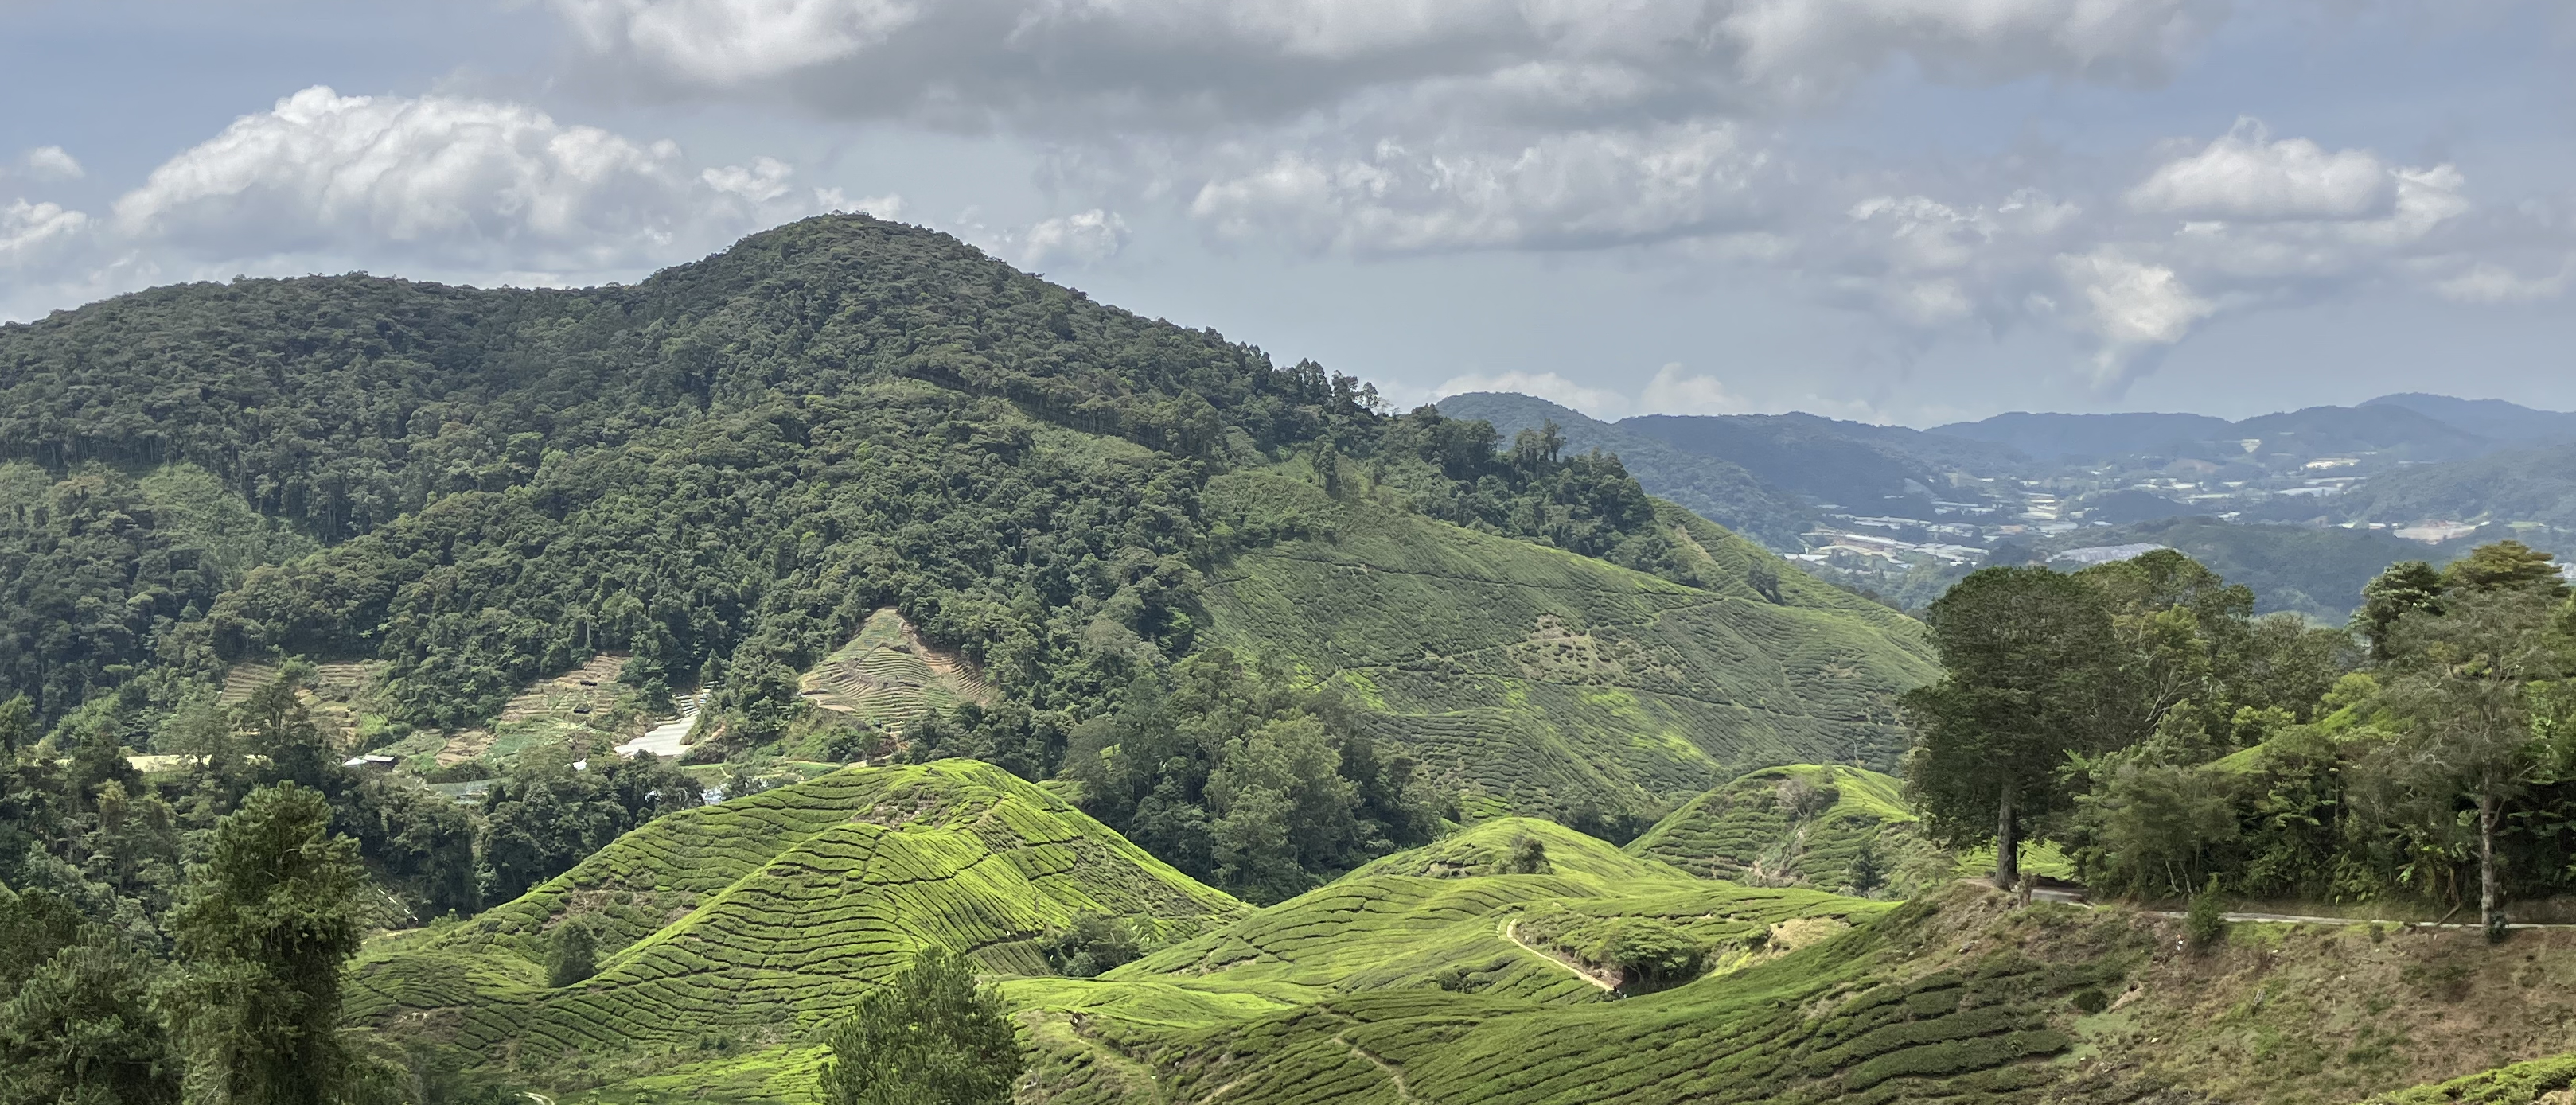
[2,0,2571,426]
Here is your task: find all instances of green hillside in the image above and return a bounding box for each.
[347,760,1245,1083]
[345,761,2576,1105]
[1198,470,1939,815]
[1625,764,1943,894]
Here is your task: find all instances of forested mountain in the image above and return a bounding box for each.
[2364,392,2576,445]
[2282,439,2576,530]
[1929,410,2235,461]
[1430,392,1815,547]
[0,214,1935,912]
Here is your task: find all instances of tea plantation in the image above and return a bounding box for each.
[348,761,1245,1076]
[1198,471,1939,817]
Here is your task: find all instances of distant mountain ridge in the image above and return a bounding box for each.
[1934,395,2574,463]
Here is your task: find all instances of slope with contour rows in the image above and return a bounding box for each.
[1198,470,1939,816]
[347,761,1245,1068]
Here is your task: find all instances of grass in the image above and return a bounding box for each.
[1196,471,1939,819]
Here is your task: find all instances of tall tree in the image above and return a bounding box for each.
[1903,566,2121,889]
[817,946,1022,1105]
[2355,561,2445,662]
[166,783,369,1104]
[2367,566,2574,939]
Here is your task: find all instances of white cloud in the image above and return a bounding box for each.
[1191,123,1771,255]
[1725,0,2221,99]
[2433,260,2573,304]
[1639,364,1752,415]
[1432,371,1630,418]
[105,87,825,282]
[555,0,920,85]
[842,193,906,220]
[2127,120,2392,221]
[16,147,84,181]
[1011,209,1130,268]
[0,200,91,269]
[0,87,849,319]
[2056,248,2213,385]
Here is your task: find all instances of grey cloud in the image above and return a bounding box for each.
[551,0,2229,131]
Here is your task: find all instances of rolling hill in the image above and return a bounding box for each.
[1429,392,1816,548]
[1623,764,1944,895]
[345,759,2576,1105]
[0,213,1943,829]
[346,760,1245,1079]
[1197,469,1939,814]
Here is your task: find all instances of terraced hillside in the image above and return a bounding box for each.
[364,765,2576,1105]
[348,760,1245,1080]
[1626,764,1946,895]
[797,607,996,735]
[1199,470,1939,815]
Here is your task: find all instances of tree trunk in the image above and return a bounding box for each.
[1993,790,2019,891]
[2481,792,2502,942]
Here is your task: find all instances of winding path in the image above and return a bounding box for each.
[1501,919,1618,992]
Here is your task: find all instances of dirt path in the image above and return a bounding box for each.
[1334,1033,1421,1104]
[2017,883,2576,930]
[1502,919,1618,992]
[2145,909,2576,931]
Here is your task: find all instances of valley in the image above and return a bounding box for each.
[4,214,2576,1105]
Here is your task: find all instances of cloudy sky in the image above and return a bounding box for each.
[3,0,2571,425]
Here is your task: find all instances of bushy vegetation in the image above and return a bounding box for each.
[818,946,1020,1105]
[1906,541,2576,936]
[1,781,403,1105]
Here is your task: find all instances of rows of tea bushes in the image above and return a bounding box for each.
[1196,475,1937,818]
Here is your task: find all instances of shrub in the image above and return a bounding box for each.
[548,920,598,988]
[1599,919,1706,994]
[2186,878,2227,950]
[1506,837,1552,875]
[820,946,1021,1105]
[2071,988,2110,1015]
[1039,912,1145,979]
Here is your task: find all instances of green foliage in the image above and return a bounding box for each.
[547,920,598,989]
[1200,472,1936,820]
[2366,1052,2576,1105]
[1037,912,1146,979]
[1057,648,1434,901]
[167,782,370,1105]
[2185,878,2227,948]
[0,935,181,1105]
[2358,561,2448,661]
[347,761,1246,1070]
[819,946,1022,1105]
[477,749,705,903]
[1903,566,2122,885]
[2443,540,2570,597]
[1506,836,1552,875]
